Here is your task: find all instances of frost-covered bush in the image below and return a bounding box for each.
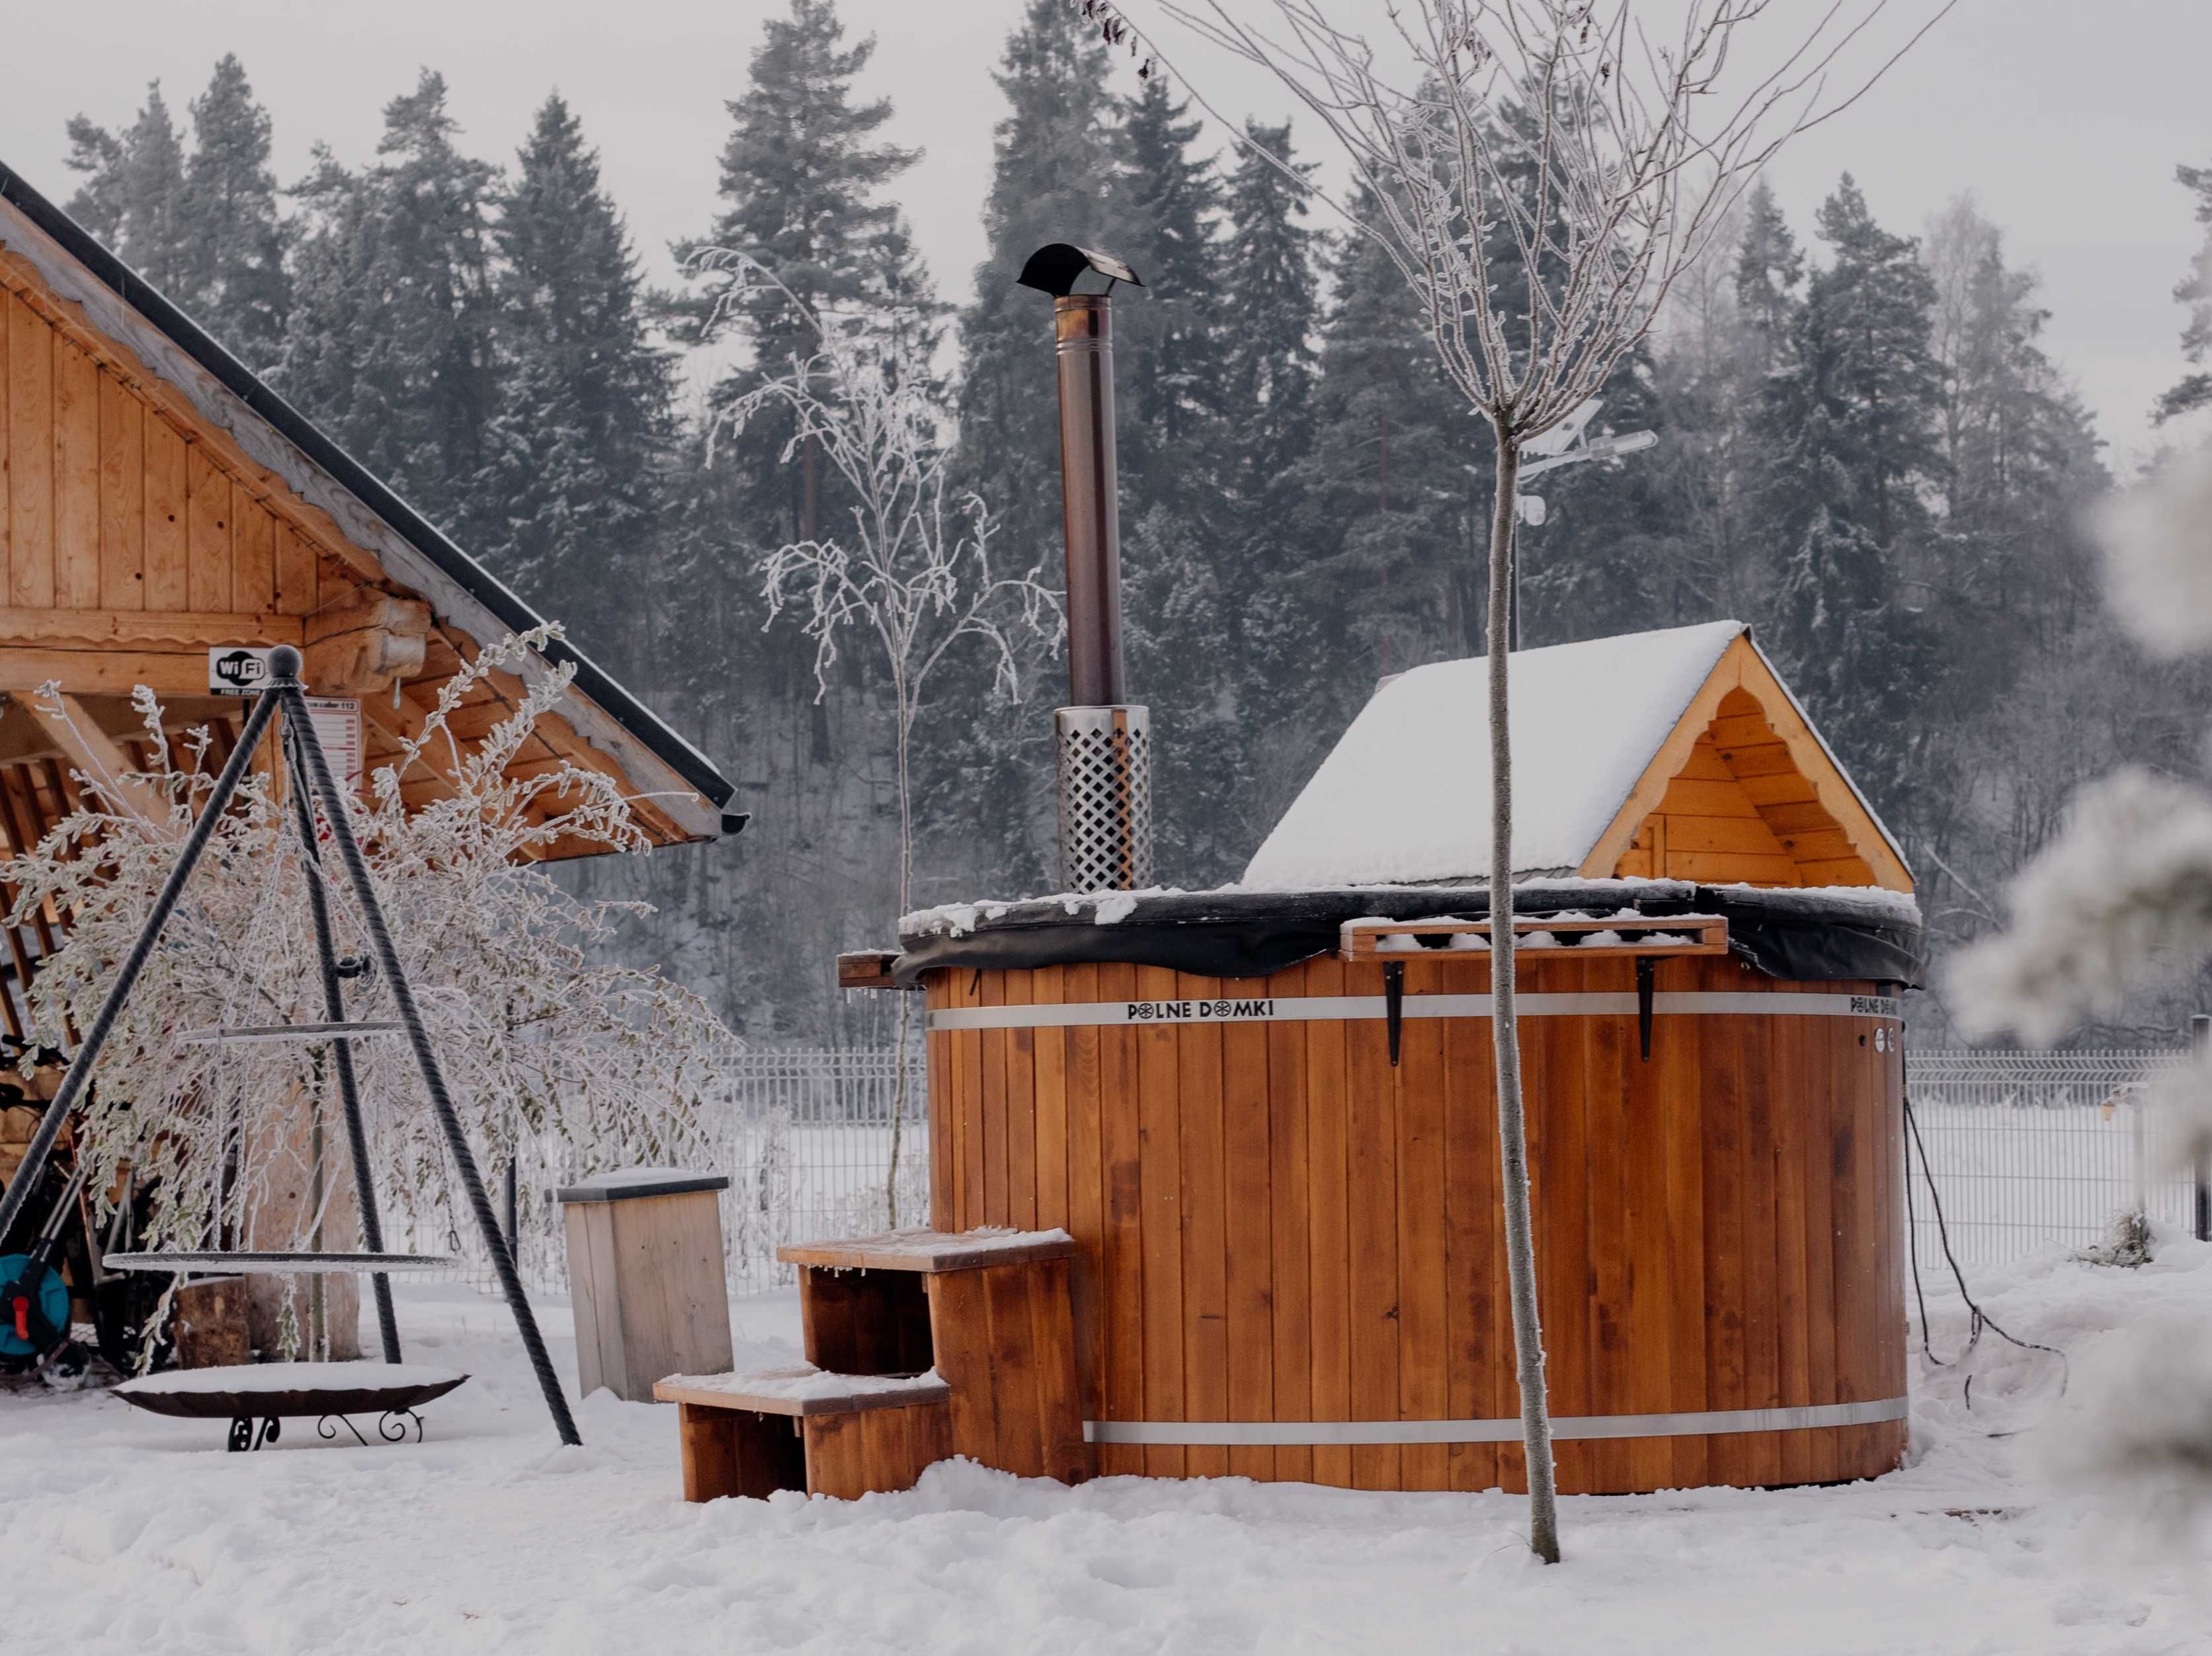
[1957,448,2212,1511]
[4,629,739,1312]
[2035,1314,2212,1533]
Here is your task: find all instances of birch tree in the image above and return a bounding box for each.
[708,257,1062,1224]
[1089,0,1954,1561]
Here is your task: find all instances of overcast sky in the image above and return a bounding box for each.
[3,0,2205,468]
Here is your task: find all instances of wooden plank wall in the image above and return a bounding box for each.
[1614,688,1879,888]
[926,952,1908,1495]
[0,270,687,858]
[3,288,327,621]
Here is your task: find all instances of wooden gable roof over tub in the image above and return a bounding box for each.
[1245,620,1910,893]
[0,158,743,864]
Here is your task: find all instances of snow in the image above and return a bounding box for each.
[902,890,1174,938]
[786,1226,1075,1266]
[10,1254,2211,1653]
[1244,620,1747,888]
[659,1366,945,1405]
[1711,882,1924,929]
[116,1362,463,1398]
[560,1167,708,1191]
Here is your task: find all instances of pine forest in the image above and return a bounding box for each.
[54,3,2212,1047]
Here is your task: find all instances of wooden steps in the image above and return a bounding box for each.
[658,1227,1087,1503]
[653,1367,954,1503]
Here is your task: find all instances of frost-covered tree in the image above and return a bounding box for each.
[715,262,1060,1221]
[1953,446,2212,1520]
[4,631,738,1363]
[1112,0,1953,1563]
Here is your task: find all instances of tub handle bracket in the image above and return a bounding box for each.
[1636,956,1656,1061]
[1383,961,1405,1066]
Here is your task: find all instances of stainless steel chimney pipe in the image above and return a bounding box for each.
[1017,243,1153,893]
[1053,293,1127,709]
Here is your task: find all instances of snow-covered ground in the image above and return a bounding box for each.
[7,1244,2209,1654]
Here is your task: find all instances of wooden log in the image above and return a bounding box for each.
[169,1277,251,1369]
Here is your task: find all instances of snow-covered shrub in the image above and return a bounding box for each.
[2076,1210,2156,1270]
[4,628,739,1332]
[1957,447,2212,1512]
[2035,1313,2212,1534]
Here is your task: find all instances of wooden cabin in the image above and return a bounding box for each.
[0,159,740,1006]
[881,620,1921,1498]
[0,159,740,1358]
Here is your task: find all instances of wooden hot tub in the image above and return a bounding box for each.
[904,884,1914,1496]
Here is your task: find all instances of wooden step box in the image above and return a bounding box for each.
[779,1228,1090,1489]
[655,1369,954,1503]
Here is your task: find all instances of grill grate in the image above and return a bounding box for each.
[1056,705,1153,892]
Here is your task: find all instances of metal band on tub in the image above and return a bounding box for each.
[1083,1395,1908,1446]
[926,991,1904,1032]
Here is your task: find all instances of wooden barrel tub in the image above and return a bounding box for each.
[910,886,1914,1496]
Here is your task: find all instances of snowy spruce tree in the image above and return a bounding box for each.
[1113,72,1227,518]
[955,0,1124,572]
[1758,177,1941,824]
[181,55,290,368]
[2154,157,2212,426]
[631,0,949,1042]
[63,81,192,294]
[673,0,924,550]
[479,94,675,671]
[276,71,501,545]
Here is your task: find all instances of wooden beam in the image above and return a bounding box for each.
[0,607,305,651]
[302,593,430,696]
[13,691,175,835]
[0,647,214,696]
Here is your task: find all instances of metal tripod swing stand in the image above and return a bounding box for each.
[0,645,581,1446]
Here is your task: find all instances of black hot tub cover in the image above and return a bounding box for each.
[895,880,1923,988]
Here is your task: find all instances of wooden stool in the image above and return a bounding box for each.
[778,1227,1088,1487]
[653,1368,954,1502]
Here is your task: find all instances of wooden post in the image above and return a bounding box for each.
[2193,1016,2211,1245]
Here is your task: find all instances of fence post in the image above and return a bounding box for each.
[2193,1016,2211,1243]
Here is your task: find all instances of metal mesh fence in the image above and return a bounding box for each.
[423,1045,2206,1302]
[707,1047,930,1292]
[1904,1048,2201,1266]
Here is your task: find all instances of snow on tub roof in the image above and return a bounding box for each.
[1246,620,1749,889]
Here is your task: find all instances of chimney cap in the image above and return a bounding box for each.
[1018,243,1144,298]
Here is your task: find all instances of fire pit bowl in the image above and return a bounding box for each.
[116,1361,469,1450]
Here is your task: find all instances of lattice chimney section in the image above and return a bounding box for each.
[1055,706,1153,892]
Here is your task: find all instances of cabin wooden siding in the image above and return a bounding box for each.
[0,238,690,853]
[924,952,1909,1497]
[1591,636,1908,891]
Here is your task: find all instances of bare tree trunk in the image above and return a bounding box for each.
[1487,431,1560,1563]
[885,698,914,1228]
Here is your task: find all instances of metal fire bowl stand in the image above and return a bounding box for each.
[114,1369,468,1452]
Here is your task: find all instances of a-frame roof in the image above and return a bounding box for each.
[1243,620,1910,893]
[0,157,740,847]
